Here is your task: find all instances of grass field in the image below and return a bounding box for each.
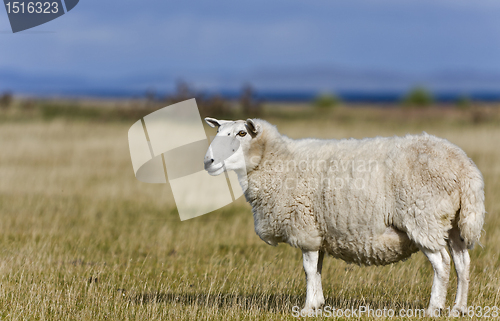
[0,102,499,320]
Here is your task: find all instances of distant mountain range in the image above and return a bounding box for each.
[1,66,500,102]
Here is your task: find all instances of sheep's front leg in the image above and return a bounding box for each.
[302,250,325,312]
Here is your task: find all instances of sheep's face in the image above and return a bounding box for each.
[203,117,260,176]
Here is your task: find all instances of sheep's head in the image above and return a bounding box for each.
[204,117,263,176]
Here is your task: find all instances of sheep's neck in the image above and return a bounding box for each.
[243,133,290,197]
[234,168,249,193]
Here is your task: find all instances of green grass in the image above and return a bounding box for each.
[0,104,499,320]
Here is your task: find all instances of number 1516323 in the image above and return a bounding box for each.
[5,2,59,14]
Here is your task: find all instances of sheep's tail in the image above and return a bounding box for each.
[458,160,485,249]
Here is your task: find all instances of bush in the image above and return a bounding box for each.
[240,84,262,117]
[314,93,340,109]
[0,92,13,109]
[456,95,472,110]
[164,81,233,119]
[403,87,433,107]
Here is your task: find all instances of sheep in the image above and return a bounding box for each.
[203,117,485,316]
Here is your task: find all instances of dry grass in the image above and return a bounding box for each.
[0,105,499,320]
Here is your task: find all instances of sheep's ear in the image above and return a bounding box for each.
[246,119,259,137]
[205,117,221,128]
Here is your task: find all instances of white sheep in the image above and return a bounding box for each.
[203,117,485,316]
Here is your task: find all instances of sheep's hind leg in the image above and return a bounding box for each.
[301,250,325,313]
[421,247,451,317]
[447,227,470,315]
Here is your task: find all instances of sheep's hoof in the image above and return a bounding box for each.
[300,307,324,317]
[450,305,467,317]
[426,307,443,317]
[301,300,325,316]
[300,308,314,316]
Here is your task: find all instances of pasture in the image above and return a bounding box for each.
[0,102,499,320]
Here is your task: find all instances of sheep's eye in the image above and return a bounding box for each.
[237,130,247,137]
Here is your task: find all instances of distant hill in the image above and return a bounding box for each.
[1,66,500,102]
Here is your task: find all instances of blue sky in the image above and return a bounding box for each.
[1,0,500,93]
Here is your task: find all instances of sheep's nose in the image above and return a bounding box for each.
[204,156,214,170]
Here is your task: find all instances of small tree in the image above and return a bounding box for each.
[403,87,433,107]
[0,91,13,109]
[240,84,262,117]
[456,95,471,110]
[144,89,158,108]
[201,94,230,119]
[314,93,339,109]
[163,81,231,118]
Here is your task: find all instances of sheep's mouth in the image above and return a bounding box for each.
[206,163,225,176]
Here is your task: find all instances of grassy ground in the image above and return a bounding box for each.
[0,102,499,320]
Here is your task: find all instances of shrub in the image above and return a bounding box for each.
[240,84,262,117]
[403,87,433,107]
[456,95,472,110]
[0,91,13,109]
[314,93,340,109]
[164,80,233,119]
